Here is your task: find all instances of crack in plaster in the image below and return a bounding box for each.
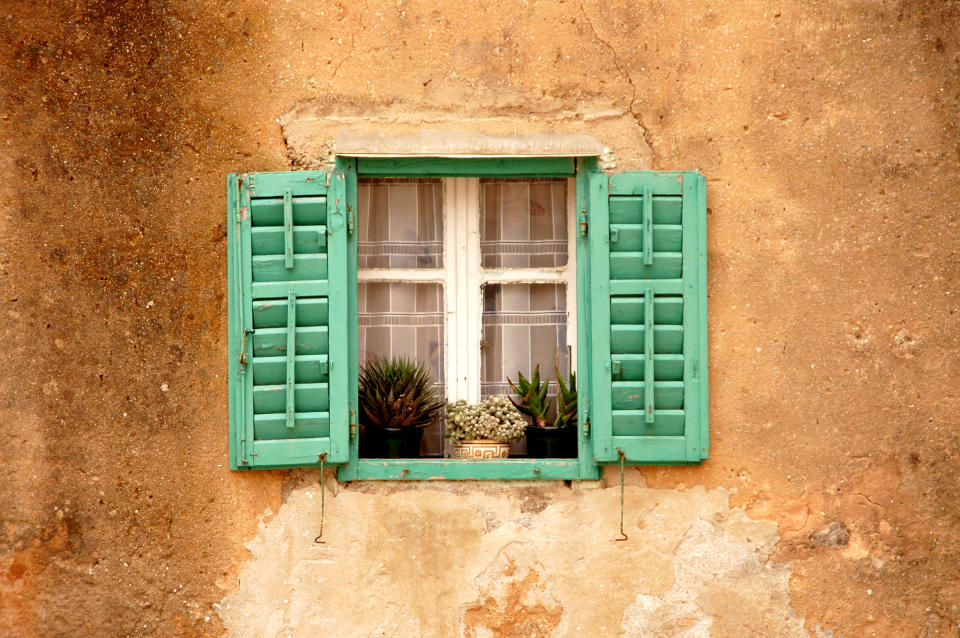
[578,3,656,164]
[331,4,369,84]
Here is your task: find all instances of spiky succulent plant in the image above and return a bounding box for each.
[444,396,526,443]
[554,369,577,428]
[358,357,444,429]
[508,364,552,428]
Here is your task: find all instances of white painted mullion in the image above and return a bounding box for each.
[443,178,461,402]
[566,177,578,372]
[464,178,482,403]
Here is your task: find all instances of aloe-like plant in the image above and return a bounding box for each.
[554,369,577,428]
[359,357,444,429]
[508,364,552,428]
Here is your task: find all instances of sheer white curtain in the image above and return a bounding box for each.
[358,179,445,455]
[357,177,570,456]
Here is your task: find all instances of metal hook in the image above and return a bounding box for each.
[615,449,628,542]
[314,452,327,544]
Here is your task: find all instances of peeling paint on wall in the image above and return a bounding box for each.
[217,475,807,637]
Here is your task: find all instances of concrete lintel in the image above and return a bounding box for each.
[336,129,605,158]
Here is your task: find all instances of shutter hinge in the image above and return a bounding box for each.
[583,416,591,437]
[349,410,357,439]
[579,207,588,236]
[347,204,355,236]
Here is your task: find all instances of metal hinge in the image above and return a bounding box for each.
[347,204,355,236]
[583,416,591,437]
[349,410,357,439]
[579,207,588,236]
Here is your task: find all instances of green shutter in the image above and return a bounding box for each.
[588,171,708,464]
[228,170,354,469]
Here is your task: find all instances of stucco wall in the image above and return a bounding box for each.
[1,1,958,636]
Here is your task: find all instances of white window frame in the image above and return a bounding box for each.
[356,177,577,404]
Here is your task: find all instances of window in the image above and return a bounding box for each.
[355,177,577,457]
[227,157,709,480]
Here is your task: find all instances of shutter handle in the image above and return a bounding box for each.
[642,186,654,266]
[283,189,295,269]
[239,328,254,365]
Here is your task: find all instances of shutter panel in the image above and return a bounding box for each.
[228,170,354,469]
[588,171,708,464]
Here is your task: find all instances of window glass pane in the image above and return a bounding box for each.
[358,178,443,269]
[480,283,569,401]
[480,179,568,268]
[358,282,445,456]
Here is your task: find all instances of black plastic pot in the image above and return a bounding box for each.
[368,426,425,458]
[525,425,576,458]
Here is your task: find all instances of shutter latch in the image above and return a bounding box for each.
[579,207,588,236]
[349,410,357,439]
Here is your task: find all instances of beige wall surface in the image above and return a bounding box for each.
[1,1,958,636]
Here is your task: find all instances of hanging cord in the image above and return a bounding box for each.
[615,449,628,542]
[314,452,327,544]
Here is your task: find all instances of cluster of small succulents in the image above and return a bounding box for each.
[444,396,527,443]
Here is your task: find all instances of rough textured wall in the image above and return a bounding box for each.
[0,0,957,636]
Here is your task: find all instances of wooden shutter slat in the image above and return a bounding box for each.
[252,383,330,413]
[251,226,326,255]
[609,224,682,253]
[254,412,330,440]
[250,195,327,226]
[609,252,682,279]
[252,298,328,328]
[252,354,329,385]
[610,354,684,381]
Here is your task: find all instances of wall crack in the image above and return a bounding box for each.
[578,3,656,163]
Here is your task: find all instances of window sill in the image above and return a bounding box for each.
[342,458,601,481]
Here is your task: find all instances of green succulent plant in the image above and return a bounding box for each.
[554,369,577,428]
[358,357,444,429]
[508,364,552,428]
[444,396,527,443]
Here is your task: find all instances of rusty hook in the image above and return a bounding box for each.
[615,449,628,542]
[314,452,327,544]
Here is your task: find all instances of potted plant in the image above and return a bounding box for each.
[444,396,526,459]
[358,357,444,458]
[509,365,577,458]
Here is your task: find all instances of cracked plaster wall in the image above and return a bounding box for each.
[218,476,807,637]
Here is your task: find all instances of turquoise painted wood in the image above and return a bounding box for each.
[355,157,576,177]
[355,459,583,481]
[589,171,709,465]
[228,170,354,469]
[232,160,706,478]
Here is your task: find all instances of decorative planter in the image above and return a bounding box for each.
[369,426,424,458]
[525,425,576,458]
[452,439,511,459]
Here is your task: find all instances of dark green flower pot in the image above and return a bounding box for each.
[525,425,576,458]
[369,426,425,458]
